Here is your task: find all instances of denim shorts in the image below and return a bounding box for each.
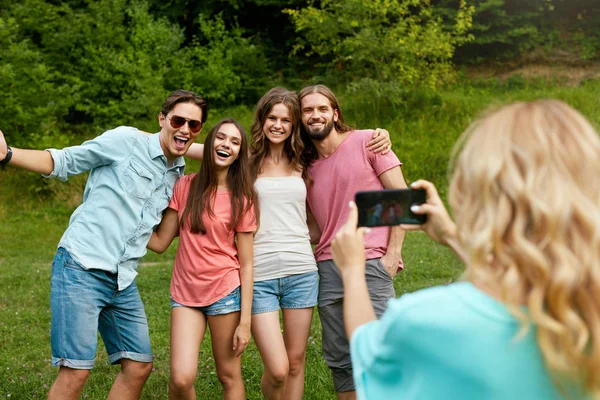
[50,248,153,369]
[170,286,241,316]
[252,271,319,314]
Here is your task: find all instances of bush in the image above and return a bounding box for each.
[575,32,600,61]
[434,0,544,64]
[0,13,66,147]
[180,14,274,107]
[285,0,474,89]
[0,0,275,148]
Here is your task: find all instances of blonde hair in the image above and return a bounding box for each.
[449,100,600,397]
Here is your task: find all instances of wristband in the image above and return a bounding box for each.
[0,146,13,169]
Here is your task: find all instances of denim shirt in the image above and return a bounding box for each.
[46,126,184,290]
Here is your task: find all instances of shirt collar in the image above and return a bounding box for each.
[149,132,185,170]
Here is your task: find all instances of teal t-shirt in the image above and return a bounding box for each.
[350,282,573,399]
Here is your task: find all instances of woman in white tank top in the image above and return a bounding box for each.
[248,87,391,400]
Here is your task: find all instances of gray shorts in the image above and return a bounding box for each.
[317,258,395,393]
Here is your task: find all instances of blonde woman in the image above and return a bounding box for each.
[331,100,600,399]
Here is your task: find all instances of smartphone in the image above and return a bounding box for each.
[355,188,427,227]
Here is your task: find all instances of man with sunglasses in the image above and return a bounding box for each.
[0,89,206,400]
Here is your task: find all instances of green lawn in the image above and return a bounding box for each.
[0,190,463,399]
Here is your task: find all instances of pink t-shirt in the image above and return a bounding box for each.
[307,130,403,266]
[169,174,257,307]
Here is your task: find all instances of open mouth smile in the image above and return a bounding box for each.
[308,121,325,129]
[216,149,231,159]
[174,135,190,149]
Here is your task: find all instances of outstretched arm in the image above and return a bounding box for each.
[2,128,134,181]
[0,129,54,174]
[147,208,179,254]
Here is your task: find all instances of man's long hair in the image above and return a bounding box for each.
[299,84,354,168]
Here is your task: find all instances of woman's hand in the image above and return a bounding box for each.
[401,180,457,245]
[233,322,251,357]
[146,208,179,254]
[367,128,393,155]
[331,202,369,276]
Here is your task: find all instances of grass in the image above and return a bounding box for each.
[1,77,599,399]
[0,201,462,399]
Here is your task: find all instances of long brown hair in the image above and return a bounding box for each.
[298,84,354,168]
[181,117,258,234]
[249,87,307,180]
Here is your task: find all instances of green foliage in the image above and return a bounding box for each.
[138,0,600,73]
[2,0,600,153]
[0,14,66,146]
[285,0,474,89]
[180,14,274,106]
[434,0,545,63]
[574,32,600,61]
[0,0,188,144]
[435,0,600,64]
[0,0,275,148]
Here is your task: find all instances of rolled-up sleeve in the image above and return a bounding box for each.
[44,127,136,181]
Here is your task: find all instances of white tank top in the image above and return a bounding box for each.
[253,176,318,281]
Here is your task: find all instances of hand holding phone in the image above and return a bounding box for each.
[355,188,427,227]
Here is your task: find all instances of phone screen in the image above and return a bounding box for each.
[355,188,427,227]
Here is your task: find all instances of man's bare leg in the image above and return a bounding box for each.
[107,359,153,400]
[48,367,90,400]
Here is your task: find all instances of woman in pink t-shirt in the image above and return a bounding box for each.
[148,118,258,399]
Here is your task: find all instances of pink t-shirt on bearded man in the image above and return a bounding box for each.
[169,174,257,307]
[306,129,403,269]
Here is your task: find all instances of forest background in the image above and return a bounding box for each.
[1,0,600,398]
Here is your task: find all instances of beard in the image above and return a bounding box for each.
[305,118,334,141]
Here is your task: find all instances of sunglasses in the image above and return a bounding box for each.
[167,115,203,133]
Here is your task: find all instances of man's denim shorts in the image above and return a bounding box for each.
[252,271,319,314]
[50,247,153,369]
[170,286,241,316]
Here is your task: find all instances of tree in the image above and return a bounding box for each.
[285,0,474,89]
